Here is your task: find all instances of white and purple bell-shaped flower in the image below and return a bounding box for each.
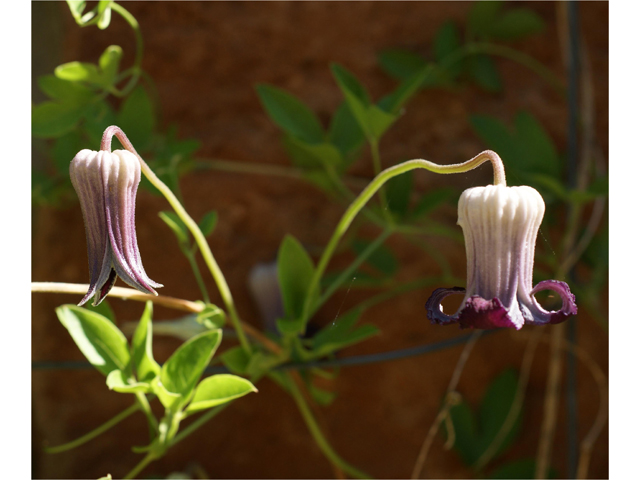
[426,184,576,330]
[70,148,162,306]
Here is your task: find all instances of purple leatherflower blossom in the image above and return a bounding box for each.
[426,184,577,330]
[70,148,162,306]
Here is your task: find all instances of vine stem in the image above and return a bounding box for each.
[135,391,158,435]
[123,451,156,480]
[45,403,139,454]
[369,138,394,225]
[411,331,482,479]
[472,329,543,471]
[109,2,144,97]
[32,282,280,354]
[301,150,506,326]
[535,324,565,479]
[100,126,251,354]
[284,373,370,479]
[314,228,393,312]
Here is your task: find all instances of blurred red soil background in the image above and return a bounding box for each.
[32,2,608,479]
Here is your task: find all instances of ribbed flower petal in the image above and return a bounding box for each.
[426,183,577,330]
[70,149,112,306]
[101,150,162,295]
[71,148,162,306]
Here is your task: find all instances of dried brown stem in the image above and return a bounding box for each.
[31,282,282,354]
[411,331,482,479]
[473,328,543,471]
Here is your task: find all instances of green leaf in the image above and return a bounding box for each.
[282,135,343,169]
[56,305,130,377]
[468,114,520,178]
[185,374,257,413]
[331,63,371,104]
[196,304,226,329]
[448,400,482,465]
[378,64,434,114]
[151,377,181,409]
[84,299,117,325]
[328,102,365,161]
[98,45,122,86]
[32,101,88,138]
[276,317,308,337]
[479,368,522,458]
[467,1,503,38]
[448,368,522,466]
[97,0,113,29]
[514,112,560,177]
[51,130,85,175]
[66,0,87,24]
[331,63,374,139]
[385,170,413,217]
[468,55,502,93]
[220,346,251,375]
[368,105,398,139]
[158,211,189,245]
[83,100,117,145]
[106,370,150,393]
[491,9,545,40]
[277,235,318,323]
[160,329,222,405]
[38,75,95,103]
[256,84,325,144]
[246,350,286,377]
[312,308,379,358]
[433,21,461,64]
[308,383,337,406]
[116,85,155,151]
[377,49,427,81]
[412,187,455,218]
[55,62,102,84]
[132,301,161,382]
[313,307,364,349]
[198,211,218,237]
[352,239,398,276]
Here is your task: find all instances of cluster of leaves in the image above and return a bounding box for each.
[256,61,432,189]
[378,1,545,94]
[446,369,556,479]
[33,1,200,206]
[56,301,256,458]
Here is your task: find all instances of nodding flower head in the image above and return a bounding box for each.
[426,184,576,330]
[70,148,162,306]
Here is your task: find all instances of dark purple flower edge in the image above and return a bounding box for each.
[426,279,578,330]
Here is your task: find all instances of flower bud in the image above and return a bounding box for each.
[70,149,162,306]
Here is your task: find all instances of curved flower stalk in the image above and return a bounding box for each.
[70,148,162,306]
[426,184,577,330]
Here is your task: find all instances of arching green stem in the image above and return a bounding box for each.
[101,126,251,354]
[300,150,505,326]
[109,3,144,97]
[45,403,140,454]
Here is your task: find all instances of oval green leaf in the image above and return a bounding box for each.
[56,305,130,376]
[277,235,318,322]
[160,329,222,400]
[132,301,161,382]
[256,84,325,144]
[186,374,257,413]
